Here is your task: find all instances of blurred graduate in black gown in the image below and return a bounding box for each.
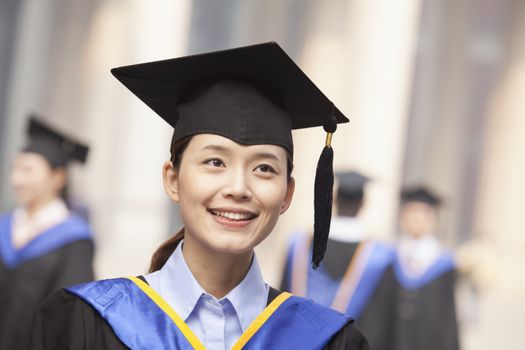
[0,116,94,350]
[281,170,395,347]
[388,186,460,350]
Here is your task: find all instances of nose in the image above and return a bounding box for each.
[222,168,252,201]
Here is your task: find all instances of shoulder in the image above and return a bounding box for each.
[30,288,129,350]
[326,319,370,350]
[61,214,93,236]
[38,282,130,329]
[0,212,12,229]
[440,249,457,266]
[367,240,396,263]
[33,288,99,335]
[39,287,87,313]
[66,277,132,299]
[43,278,137,322]
[288,294,348,318]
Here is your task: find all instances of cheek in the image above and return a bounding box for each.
[177,170,216,206]
[254,180,288,212]
[31,170,50,187]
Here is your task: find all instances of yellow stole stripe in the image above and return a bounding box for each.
[127,276,206,350]
[231,292,292,349]
[127,276,292,350]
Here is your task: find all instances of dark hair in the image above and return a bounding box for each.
[43,158,71,208]
[336,190,364,217]
[148,137,294,272]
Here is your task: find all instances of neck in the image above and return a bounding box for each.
[24,195,60,218]
[182,235,253,299]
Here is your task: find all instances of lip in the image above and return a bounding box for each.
[207,207,259,228]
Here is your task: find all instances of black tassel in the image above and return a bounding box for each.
[312,114,337,269]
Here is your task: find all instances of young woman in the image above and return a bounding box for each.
[29,43,369,349]
[0,117,94,350]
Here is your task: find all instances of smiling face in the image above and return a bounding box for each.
[163,134,295,255]
[10,152,66,208]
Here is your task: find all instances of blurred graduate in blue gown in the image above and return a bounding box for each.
[281,170,395,347]
[388,186,460,350]
[0,116,94,350]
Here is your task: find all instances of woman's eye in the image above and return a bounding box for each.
[255,164,276,174]
[205,158,224,167]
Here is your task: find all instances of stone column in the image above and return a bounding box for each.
[76,0,192,278]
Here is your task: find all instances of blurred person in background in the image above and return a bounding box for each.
[0,116,94,350]
[28,43,369,350]
[388,186,459,350]
[280,170,395,348]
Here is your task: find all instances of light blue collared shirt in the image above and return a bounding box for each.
[144,243,269,350]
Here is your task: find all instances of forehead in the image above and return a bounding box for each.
[186,134,289,159]
[15,152,50,164]
[13,152,53,172]
[401,201,436,212]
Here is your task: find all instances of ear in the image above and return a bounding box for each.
[280,177,295,214]
[51,169,67,193]
[162,160,180,202]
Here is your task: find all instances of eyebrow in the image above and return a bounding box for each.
[200,144,282,162]
[200,145,229,152]
[251,152,281,162]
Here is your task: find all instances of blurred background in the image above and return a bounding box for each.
[0,0,524,348]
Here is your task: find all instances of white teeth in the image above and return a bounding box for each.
[213,210,253,220]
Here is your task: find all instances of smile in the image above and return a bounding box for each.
[208,209,258,220]
[208,208,258,227]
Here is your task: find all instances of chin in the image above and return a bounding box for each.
[202,231,266,255]
[209,239,256,255]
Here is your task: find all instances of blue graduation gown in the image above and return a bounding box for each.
[0,213,94,349]
[28,277,370,349]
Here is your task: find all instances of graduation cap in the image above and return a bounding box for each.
[23,116,89,168]
[111,41,349,268]
[335,171,369,198]
[401,186,441,207]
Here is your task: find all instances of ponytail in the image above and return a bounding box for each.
[149,228,185,272]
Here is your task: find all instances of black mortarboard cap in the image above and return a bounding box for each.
[23,116,89,168]
[110,42,348,155]
[111,42,349,268]
[401,186,441,207]
[336,171,370,197]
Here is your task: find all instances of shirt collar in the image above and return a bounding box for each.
[158,243,204,321]
[398,234,442,276]
[157,242,268,330]
[222,251,268,331]
[12,199,69,248]
[13,199,68,225]
[328,216,365,242]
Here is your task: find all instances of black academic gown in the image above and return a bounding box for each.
[380,253,460,350]
[29,282,370,350]
[354,265,397,350]
[0,214,94,350]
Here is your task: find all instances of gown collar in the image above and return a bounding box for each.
[147,242,268,331]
